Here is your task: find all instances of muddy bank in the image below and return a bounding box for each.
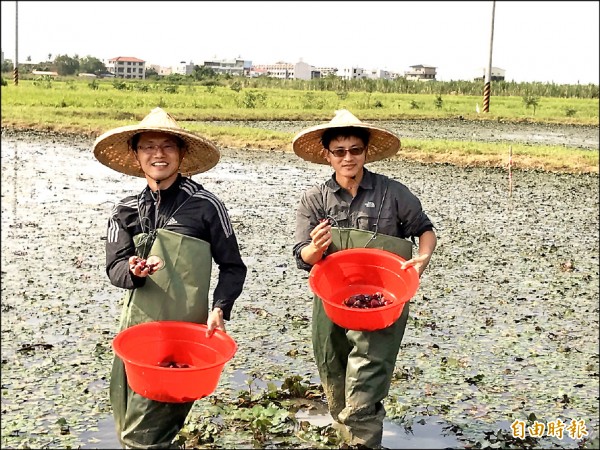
[3,117,599,152]
[201,118,600,150]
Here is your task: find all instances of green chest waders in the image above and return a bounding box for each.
[110,229,212,449]
[312,228,412,448]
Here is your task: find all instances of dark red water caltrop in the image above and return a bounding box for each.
[132,256,159,273]
[343,292,391,309]
[158,360,190,369]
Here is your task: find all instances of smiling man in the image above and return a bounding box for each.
[292,109,437,449]
[93,107,247,449]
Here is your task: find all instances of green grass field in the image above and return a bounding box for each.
[1,79,598,174]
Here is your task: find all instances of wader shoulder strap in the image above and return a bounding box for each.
[324,178,411,259]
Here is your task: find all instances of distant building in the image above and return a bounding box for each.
[253,62,294,79]
[173,61,195,76]
[106,56,146,79]
[316,67,338,77]
[337,66,366,80]
[248,67,267,78]
[203,57,252,76]
[404,64,437,81]
[365,68,392,80]
[474,66,506,81]
[147,64,172,76]
[294,60,316,80]
[388,71,405,80]
[251,60,318,80]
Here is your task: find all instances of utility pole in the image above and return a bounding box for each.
[482,0,496,113]
[14,1,19,86]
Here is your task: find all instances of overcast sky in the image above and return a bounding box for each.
[1,1,598,84]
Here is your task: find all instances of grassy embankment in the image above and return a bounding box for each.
[1,79,598,174]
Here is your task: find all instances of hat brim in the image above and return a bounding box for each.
[292,123,400,164]
[93,125,220,177]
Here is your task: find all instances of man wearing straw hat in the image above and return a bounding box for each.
[292,109,437,448]
[93,107,247,449]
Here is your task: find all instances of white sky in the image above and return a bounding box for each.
[1,1,598,84]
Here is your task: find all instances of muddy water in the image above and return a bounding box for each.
[1,129,598,449]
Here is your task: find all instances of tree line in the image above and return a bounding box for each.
[1,54,598,100]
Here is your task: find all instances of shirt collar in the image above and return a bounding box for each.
[325,167,374,193]
[144,174,182,200]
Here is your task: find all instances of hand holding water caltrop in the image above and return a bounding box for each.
[128,255,163,276]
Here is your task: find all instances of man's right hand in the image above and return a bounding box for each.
[129,256,154,277]
[301,220,333,266]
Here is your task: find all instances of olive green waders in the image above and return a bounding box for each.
[110,229,212,449]
[312,228,413,448]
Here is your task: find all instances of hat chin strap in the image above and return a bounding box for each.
[146,176,162,190]
[145,155,184,188]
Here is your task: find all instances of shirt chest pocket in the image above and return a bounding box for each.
[326,209,350,228]
[356,210,396,234]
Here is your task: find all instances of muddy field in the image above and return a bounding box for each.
[1,122,598,449]
[204,119,600,150]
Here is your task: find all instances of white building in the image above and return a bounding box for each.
[474,66,506,81]
[337,66,366,80]
[404,64,437,81]
[316,67,338,77]
[173,61,195,76]
[252,62,294,79]
[203,57,252,76]
[294,61,316,80]
[252,60,320,80]
[365,68,392,80]
[106,56,146,79]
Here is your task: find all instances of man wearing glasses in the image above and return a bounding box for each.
[93,107,247,449]
[292,109,437,448]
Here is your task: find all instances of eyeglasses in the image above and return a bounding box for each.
[137,143,180,154]
[327,146,366,158]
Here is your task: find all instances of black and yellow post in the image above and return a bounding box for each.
[482,81,490,112]
[482,1,496,113]
[14,1,19,86]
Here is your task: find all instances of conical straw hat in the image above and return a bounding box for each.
[292,109,400,164]
[93,107,220,177]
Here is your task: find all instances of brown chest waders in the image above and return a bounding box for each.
[109,229,212,449]
[312,227,412,448]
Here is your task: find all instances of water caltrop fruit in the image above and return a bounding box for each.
[158,360,190,369]
[132,256,162,274]
[343,292,391,309]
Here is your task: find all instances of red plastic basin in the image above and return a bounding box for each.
[309,248,420,331]
[112,321,237,403]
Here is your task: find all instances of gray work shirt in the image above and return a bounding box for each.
[293,168,434,271]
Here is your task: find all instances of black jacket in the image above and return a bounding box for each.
[105,174,246,320]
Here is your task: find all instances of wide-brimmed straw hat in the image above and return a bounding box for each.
[93,107,220,177]
[292,109,401,164]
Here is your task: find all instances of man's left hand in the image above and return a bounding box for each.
[400,254,430,277]
[206,307,225,337]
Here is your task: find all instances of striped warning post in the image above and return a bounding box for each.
[482,82,490,112]
[13,67,18,86]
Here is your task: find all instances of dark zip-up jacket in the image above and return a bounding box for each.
[105,174,246,320]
